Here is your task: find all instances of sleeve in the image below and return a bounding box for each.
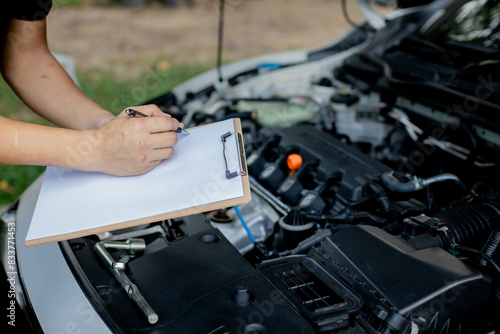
[11,0,53,21]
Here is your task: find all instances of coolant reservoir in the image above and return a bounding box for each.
[235,100,316,127]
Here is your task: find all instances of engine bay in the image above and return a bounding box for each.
[62,91,500,333]
[59,2,500,333]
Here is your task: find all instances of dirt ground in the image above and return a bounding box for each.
[46,0,377,77]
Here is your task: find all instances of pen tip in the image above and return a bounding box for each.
[175,127,190,135]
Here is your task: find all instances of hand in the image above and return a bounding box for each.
[86,104,183,176]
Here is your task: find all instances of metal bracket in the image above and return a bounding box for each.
[221,131,247,179]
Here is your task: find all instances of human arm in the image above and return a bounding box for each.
[0,18,182,176]
[0,105,181,176]
[1,18,114,130]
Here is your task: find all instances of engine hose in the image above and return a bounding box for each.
[380,172,467,193]
[480,229,500,268]
[450,243,500,280]
[380,172,421,193]
[434,202,500,248]
[470,182,495,197]
[368,182,391,213]
[422,174,468,193]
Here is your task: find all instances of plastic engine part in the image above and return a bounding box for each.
[310,225,492,334]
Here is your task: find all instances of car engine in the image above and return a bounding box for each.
[59,1,500,333]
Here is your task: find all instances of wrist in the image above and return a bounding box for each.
[64,129,105,173]
[94,111,115,129]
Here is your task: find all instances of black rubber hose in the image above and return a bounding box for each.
[380,172,419,192]
[452,244,500,279]
[434,203,497,248]
[368,182,391,213]
[480,229,500,268]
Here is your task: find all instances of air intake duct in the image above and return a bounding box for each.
[433,202,500,248]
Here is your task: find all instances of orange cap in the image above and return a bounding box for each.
[287,153,303,176]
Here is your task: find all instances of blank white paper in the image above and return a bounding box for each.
[26,119,244,244]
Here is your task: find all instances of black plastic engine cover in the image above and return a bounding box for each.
[257,256,363,333]
[248,125,390,210]
[310,225,492,333]
[127,228,315,333]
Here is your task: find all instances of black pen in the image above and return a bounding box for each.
[125,108,190,135]
[125,108,148,117]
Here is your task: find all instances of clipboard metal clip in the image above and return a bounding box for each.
[221,131,247,179]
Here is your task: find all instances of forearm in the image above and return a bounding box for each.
[1,19,114,130]
[3,50,114,130]
[0,116,97,170]
[0,105,183,176]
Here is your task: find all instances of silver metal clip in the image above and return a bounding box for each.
[221,131,247,179]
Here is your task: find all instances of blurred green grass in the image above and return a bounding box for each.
[0,63,207,205]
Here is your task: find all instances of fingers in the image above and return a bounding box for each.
[95,104,181,176]
[147,131,179,148]
[149,106,172,118]
[147,147,175,162]
[131,148,174,175]
[119,104,180,134]
[137,148,174,174]
[145,116,180,134]
[120,104,172,118]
